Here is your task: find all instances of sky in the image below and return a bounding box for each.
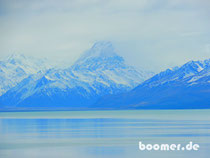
[0,0,210,72]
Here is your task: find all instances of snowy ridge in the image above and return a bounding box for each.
[0,54,49,96]
[140,59,210,88]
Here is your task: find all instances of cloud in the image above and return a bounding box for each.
[0,0,210,71]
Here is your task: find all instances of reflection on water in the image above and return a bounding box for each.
[0,110,210,158]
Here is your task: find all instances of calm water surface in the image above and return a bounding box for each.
[0,110,210,158]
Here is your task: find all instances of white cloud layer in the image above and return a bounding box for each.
[0,0,210,71]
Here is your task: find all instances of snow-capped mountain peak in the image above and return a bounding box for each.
[75,41,118,65]
[91,41,116,56]
[71,41,152,87]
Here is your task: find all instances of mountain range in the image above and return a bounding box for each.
[0,41,154,111]
[0,41,209,111]
[95,59,210,109]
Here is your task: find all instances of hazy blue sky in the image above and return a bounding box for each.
[0,0,210,71]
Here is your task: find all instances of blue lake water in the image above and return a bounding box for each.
[0,110,210,158]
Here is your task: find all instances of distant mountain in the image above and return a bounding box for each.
[0,41,153,110]
[95,59,210,109]
[0,54,48,96]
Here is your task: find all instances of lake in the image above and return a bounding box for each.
[0,110,210,158]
